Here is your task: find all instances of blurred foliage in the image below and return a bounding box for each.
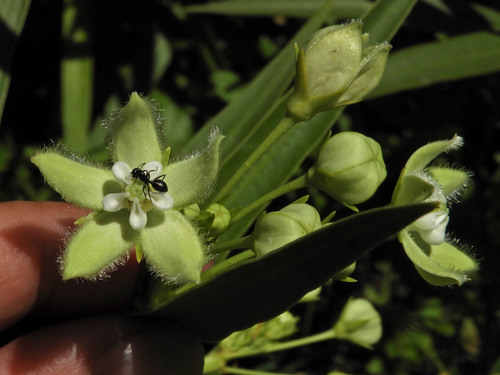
[1,0,500,374]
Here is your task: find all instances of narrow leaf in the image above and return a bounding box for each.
[61,0,94,153]
[184,0,370,18]
[144,203,436,342]
[0,0,31,123]
[183,0,339,156]
[361,0,418,43]
[369,32,500,98]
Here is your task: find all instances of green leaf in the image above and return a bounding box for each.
[63,210,137,280]
[471,3,500,32]
[369,32,500,98]
[61,0,94,153]
[0,0,31,124]
[184,0,371,18]
[140,210,205,283]
[151,31,172,85]
[183,0,340,156]
[31,151,119,210]
[361,0,418,43]
[221,109,342,241]
[143,203,436,342]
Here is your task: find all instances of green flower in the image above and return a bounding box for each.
[32,92,223,283]
[392,135,478,286]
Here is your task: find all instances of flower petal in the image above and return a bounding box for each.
[31,151,120,210]
[130,198,147,230]
[337,42,391,106]
[143,161,163,179]
[150,192,174,210]
[398,229,478,286]
[102,193,127,212]
[139,210,205,283]
[110,92,163,167]
[62,210,137,280]
[403,135,463,174]
[112,161,132,185]
[164,128,224,208]
[416,215,449,245]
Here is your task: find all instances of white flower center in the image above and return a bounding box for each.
[102,161,174,230]
[411,210,449,245]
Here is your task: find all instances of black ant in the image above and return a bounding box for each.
[131,163,168,200]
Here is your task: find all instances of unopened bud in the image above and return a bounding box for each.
[308,131,386,205]
[253,203,322,256]
[287,20,391,122]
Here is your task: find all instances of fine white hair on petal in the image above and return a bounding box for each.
[150,192,174,210]
[102,193,127,212]
[143,161,163,178]
[112,161,132,185]
[130,198,147,230]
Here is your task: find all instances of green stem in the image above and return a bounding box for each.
[225,330,336,360]
[223,367,296,375]
[211,235,254,254]
[231,174,308,224]
[201,250,255,282]
[213,114,297,203]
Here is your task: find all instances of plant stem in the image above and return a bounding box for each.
[231,174,308,224]
[211,235,254,254]
[225,330,336,360]
[223,367,296,375]
[201,250,255,282]
[213,114,297,203]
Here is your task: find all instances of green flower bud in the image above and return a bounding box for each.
[205,203,231,235]
[308,131,386,205]
[253,202,322,256]
[331,298,382,349]
[287,20,391,122]
[333,262,356,281]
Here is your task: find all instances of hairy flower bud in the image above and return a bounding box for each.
[253,203,322,256]
[287,20,391,122]
[308,131,386,205]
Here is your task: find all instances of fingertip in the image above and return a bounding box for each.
[0,202,88,330]
[0,316,204,375]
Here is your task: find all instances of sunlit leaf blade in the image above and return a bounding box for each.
[369,32,500,98]
[184,0,370,18]
[145,203,436,342]
[0,0,31,124]
[219,109,341,241]
[183,0,339,156]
